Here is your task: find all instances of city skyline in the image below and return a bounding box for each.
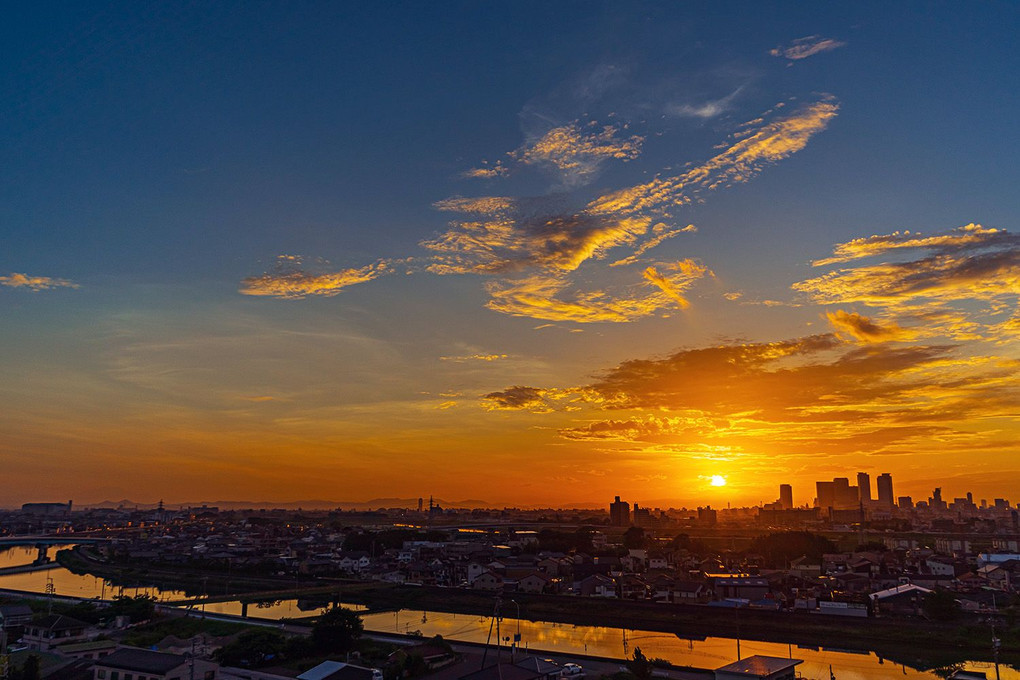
[2,3,1019,507]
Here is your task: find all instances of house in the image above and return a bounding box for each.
[472,570,504,591]
[513,657,562,680]
[93,647,216,680]
[518,572,555,594]
[0,604,34,629]
[297,661,382,680]
[23,614,91,651]
[714,656,802,680]
[576,574,616,598]
[869,583,932,616]
[672,580,708,603]
[459,664,542,680]
[57,639,119,660]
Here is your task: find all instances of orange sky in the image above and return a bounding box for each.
[2,5,1018,509]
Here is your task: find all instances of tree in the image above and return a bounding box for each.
[622,527,646,550]
[22,655,41,680]
[626,647,653,680]
[107,595,156,623]
[215,629,288,667]
[747,531,837,567]
[312,606,364,653]
[922,590,961,621]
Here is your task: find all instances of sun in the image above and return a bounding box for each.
[709,475,727,487]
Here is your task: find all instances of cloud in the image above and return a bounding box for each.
[586,97,839,216]
[440,353,508,362]
[770,36,846,60]
[795,225,1020,340]
[667,87,743,119]
[0,273,79,291]
[483,331,1020,456]
[512,122,643,188]
[243,99,834,323]
[826,310,920,343]
[239,257,392,299]
[484,258,709,323]
[811,224,1011,266]
[482,386,552,411]
[462,162,509,179]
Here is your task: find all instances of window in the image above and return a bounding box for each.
[125,674,133,680]
[112,671,120,680]
[98,671,107,679]
[204,671,215,680]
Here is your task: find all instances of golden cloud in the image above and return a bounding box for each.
[770,36,846,60]
[513,122,643,187]
[239,260,392,299]
[0,273,79,291]
[243,100,834,323]
[484,332,1020,456]
[485,258,709,323]
[482,386,552,411]
[796,225,1020,340]
[826,310,920,343]
[586,97,839,216]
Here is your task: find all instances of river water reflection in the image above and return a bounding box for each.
[0,564,1014,680]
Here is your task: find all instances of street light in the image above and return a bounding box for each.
[509,600,521,661]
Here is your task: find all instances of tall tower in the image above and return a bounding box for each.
[779,484,793,510]
[857,472,872,504]
[876,473,894,508]
[609,496,631,526]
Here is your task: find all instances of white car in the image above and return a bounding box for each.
[561,663,584,677]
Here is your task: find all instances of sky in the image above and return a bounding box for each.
[2,1,1019,509]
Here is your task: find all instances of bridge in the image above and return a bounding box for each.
[0,535,109,547]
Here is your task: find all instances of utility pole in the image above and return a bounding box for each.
[1,625,9,680]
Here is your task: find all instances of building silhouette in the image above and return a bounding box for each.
[609,496,630,526]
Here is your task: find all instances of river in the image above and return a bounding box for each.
[0,560,1013,680]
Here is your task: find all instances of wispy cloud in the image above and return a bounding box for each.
[440,353,509,362]
[484,258,709,323]
[239,256,393,299]
[795,224,1020,309]
[482,385,553,411]
[770,36,846,61]
[826,310,921,343]
[462,161,509,179]
[0,273,79,291]
[667,87,743,119]
[586,97,839,216]
[512,122,643,188]
[795,224,1020,339]
[243,99,835,322]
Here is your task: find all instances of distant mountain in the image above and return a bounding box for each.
[80,497,494,511]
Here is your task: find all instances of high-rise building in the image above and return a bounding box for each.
[877,473,894,508]
[834,477,858,509]
[779,484,793,510]
[609,496,630,526]
[857,472,872,504]
[816,481,835,509]
[897,496,913,509]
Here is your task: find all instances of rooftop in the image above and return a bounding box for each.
[715,655,802,676]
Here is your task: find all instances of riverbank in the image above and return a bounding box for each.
[58,548,1020,667]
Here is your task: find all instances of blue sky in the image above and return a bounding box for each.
[2,2,1019,507]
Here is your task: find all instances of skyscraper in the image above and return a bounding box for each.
[609,496,630,526]
[857,472,872,504]
[877,473,894,508]
[779,484,793,510]
[816,481,835,509]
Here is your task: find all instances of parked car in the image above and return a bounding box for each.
[561,663,584,677]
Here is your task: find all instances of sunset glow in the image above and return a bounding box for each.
[2,4,1018,510]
